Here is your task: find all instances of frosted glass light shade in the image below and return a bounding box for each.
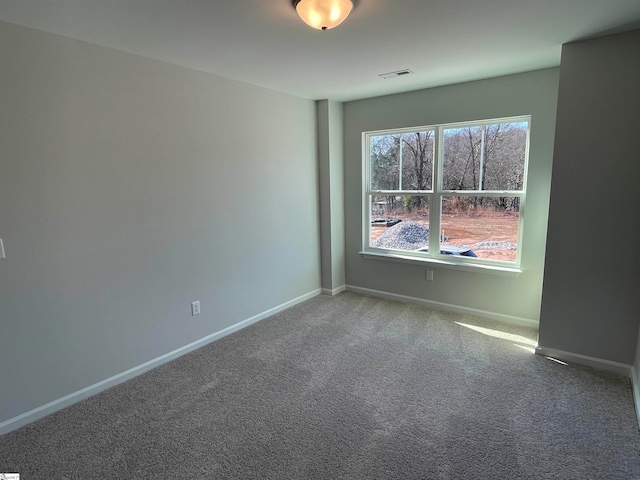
[294,0,354,30]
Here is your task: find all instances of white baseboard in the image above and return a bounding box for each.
[0,288,322,437]
[345,285,539,328]
[322,285,346,296]
[534,345,633,377]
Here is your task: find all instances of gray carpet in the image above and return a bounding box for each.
[1,292,639,479]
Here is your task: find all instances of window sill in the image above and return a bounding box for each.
[359,251,522,277]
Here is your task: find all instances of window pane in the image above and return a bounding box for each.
[370,134,400,190]
[400,131,434,190]
[443,122,527,191]
[370,131,434,191]
[482,122,527,190]
[441,196,520,262]
[370,195,431,253]
[442,126,483,190]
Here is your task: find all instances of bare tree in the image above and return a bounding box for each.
[401,131,433,209]
[370,122,526,215]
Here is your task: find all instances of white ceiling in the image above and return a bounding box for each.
[2,0,640,102]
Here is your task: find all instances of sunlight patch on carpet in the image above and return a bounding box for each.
[455,322,537,348]
[514,344,536,354]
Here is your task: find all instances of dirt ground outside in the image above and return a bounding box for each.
[370,209,520,262]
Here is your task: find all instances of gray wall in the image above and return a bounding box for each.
[0,21,320,423]
[538,30,640,365]
[343,69,560,324]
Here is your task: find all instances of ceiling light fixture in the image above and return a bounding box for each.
[293,0,355,31]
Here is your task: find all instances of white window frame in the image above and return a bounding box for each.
[361,116,531,275]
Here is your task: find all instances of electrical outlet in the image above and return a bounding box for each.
[426,270,434,281]
[191,301,201,316]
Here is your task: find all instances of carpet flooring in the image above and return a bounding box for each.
[1,292,639,479]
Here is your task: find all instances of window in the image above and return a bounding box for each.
[363,116,530,270]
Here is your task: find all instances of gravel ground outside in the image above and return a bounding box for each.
[370,211,519,262]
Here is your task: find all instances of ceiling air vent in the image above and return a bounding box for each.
[378,69,414,79]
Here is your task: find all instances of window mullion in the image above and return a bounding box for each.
[398,135,403,191]
[479,126,485,191]
[429,127,443,255]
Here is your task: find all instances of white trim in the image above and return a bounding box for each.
[631,366,640,430]
[360,251,521,277]
[362,116,530,272]
[321,285,346,296]
[345,284,538,328]
[534,346,632,377]
[0,288,322,436]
